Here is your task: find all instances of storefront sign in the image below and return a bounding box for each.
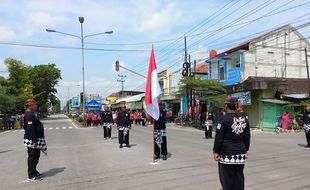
[230,91,251,106]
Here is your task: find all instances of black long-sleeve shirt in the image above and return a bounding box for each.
[155,110,166,130]
[24,112,44,144]
[213,112,250,155]
[100,111,113,123]
[117,111,131,127]
[303,111,310,125]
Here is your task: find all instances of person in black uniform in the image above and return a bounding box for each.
[154,102,168,160]
[141,111,147,126]
[213,96,250,190]
[303,103,310,149]
[117,104,131,148]
[23,99,45,181]
[203,106,214,139]
[100,105,113,139]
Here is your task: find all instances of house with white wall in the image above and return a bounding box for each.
[206,24,310,130]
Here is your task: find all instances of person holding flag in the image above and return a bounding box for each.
[144,46,167,162]
[154,102,168,160]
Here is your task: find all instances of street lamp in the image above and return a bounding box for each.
[46,17,113,121]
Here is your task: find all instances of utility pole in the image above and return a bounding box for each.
[184,36,190,121]
[117,74,126,97]
[305,48,310,100]
[284,32,287,78]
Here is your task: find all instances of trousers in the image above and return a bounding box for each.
[103,125,112,138]
[305,131,310,147]
[118,129,129,145]
[218,163,245,190]
[27,148,41,178]
[154,136,167,156]
[205,125,212,138]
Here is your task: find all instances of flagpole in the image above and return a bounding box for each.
[152,118,155,164]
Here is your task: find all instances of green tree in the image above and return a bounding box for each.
[4,58,32,97]
[178,76,227,107]
[30,64,61,113]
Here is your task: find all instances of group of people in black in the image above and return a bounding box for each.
[22,96,310,190]
[100,102,168,159]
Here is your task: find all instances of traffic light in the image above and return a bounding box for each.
[115,60,120,71]
[182,62,190,77]
[80,92,84,104]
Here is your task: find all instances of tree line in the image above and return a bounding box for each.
[0,58,62,116]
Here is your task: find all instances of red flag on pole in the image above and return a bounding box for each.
[144,47,162,120]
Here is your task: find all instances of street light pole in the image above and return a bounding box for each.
[46,16,113,125]
[79,17,86,121]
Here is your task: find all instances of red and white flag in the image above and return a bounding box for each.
[144,47,162,120]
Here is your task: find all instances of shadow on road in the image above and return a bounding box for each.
[42,116,68,121]
[0,150,12,154]
[297,143,308,148]
[43,167,66,177]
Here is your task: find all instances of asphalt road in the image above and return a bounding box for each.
[0,114,309,190]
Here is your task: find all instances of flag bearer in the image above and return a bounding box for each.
[154,102,168,160]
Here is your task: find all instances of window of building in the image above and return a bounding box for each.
[219,67,225,80]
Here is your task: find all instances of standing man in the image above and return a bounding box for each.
[117,104,131,148]
[203,107,214,139]
[100,105,113,140]
[154,102,168,160]
[23,99,46,181]
[213,96,251,190]
[303,102,310,149]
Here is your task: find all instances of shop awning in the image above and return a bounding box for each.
[282,93,308,99]
[116,93,145,103]
[259,99,291,104]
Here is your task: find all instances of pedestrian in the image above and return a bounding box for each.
[154,102,168,160]
[23,99,47,181]
[130,111,134,124]
[100,105,113,140]
[281,111,291,133]
[141,111,146,126]
[92,113,98,126]
[303,103,310,149]
[213,96,251,190]
[134,111,139,125]
[203,106,214,139]
[117,104,131,148]
[87,112,92,126]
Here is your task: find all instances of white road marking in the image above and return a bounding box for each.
[49,128,53,130]
[69,126,73,129]
[55,127,59,130]
[62,127,66,129]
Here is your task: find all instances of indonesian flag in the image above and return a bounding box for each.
[144,47,162,120]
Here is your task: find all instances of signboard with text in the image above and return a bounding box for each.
[71,97,80,108]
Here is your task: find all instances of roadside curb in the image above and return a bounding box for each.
[65,115,83,128]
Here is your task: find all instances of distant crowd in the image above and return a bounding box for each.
[83,108,175,127]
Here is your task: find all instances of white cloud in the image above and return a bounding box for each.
[137,4,180,34]
[0,26,15,41]
[0,59,9,78]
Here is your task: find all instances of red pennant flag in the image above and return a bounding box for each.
[144,47,162,120]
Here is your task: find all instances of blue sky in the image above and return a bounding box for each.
[0,0,309,106]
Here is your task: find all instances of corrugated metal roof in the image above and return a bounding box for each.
[282,94,308,99]
[259,99,291,104]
